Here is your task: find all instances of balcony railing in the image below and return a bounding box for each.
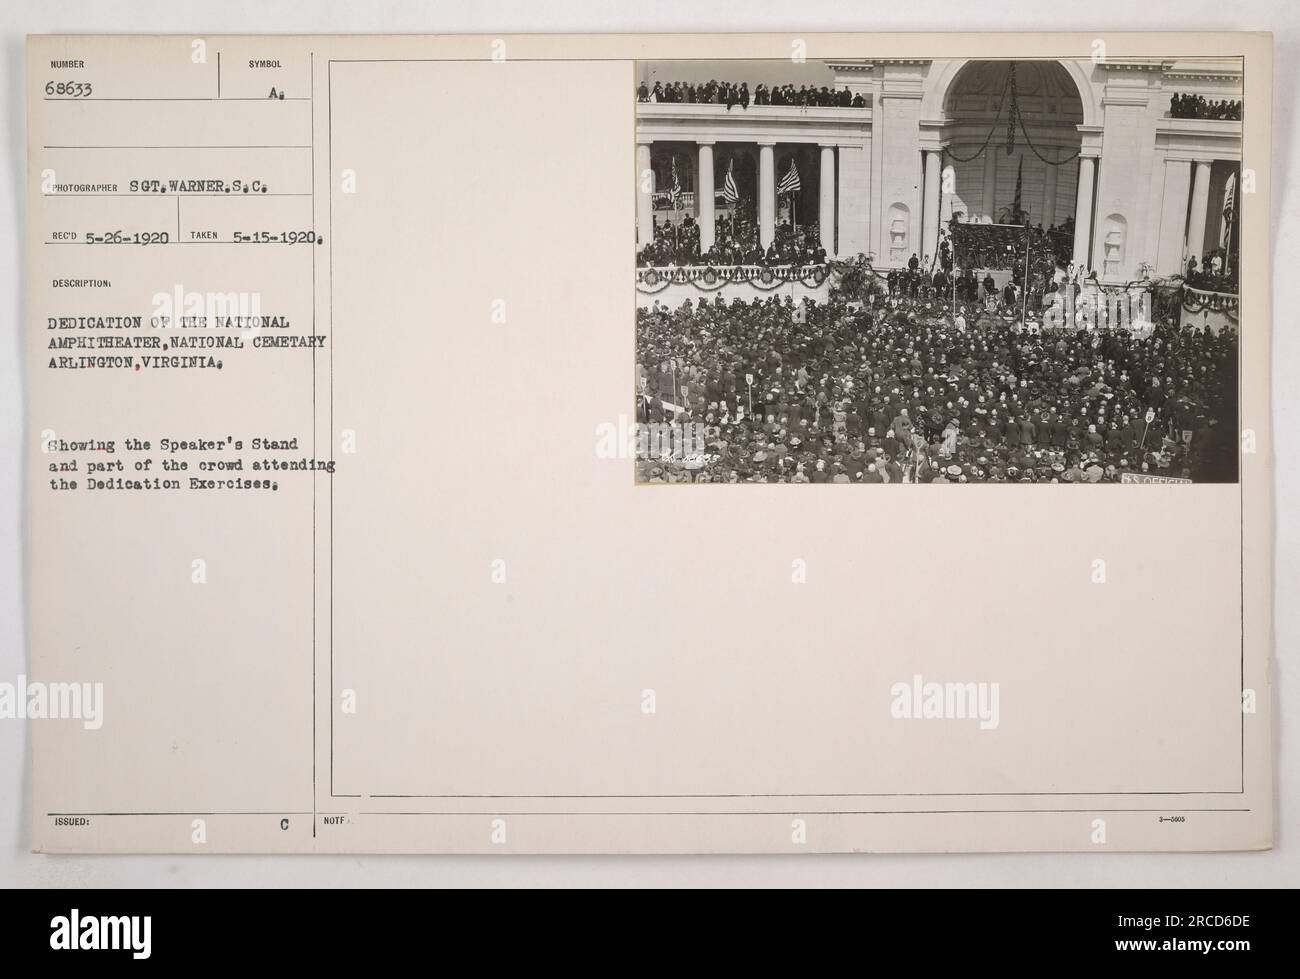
[652,191,695,210]
[636,263,830,295]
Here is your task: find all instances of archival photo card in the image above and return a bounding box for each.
[24,32,1271,854]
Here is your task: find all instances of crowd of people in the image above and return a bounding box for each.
[637,215,828,268]
[635,293,1237,484]
[1184,249,1238,293]
[1169,93,1242,121]
[638,79,867,109]
[881,236,1069,310]
[950,218,1074,270]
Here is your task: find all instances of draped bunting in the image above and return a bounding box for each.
[941,62,1082,167]
[1181,284,1240,318]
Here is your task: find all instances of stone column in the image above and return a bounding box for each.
[922,149,941,263]
[980,148,999,221]
[836,143,869,258]
[758,142,776,249]
[1042,160,1059,228]
[819,145,836,256]
[1071,155,1096,269]
[636,141,654,247]
[697,141,715,253]
[1186,159,1213,268]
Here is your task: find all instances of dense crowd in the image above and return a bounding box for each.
[1169,93,1242,121]
[637,215,827,268]
[635,294,1237,483]
[638,80,867,109]
[950,218,1075,270]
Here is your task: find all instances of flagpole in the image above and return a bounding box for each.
[1020,226,1031,328]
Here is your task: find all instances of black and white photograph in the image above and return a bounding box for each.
[634,58,1242,484]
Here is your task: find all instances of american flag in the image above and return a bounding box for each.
[669,157,683,209]
[778,159,801,196]
[723,160,740,205]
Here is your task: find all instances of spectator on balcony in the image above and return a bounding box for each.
[723,82,750,111]
[1185,248,1238,293]
[643,81,869,110]
[1169,92,1242,120]
[639,214,825,268]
